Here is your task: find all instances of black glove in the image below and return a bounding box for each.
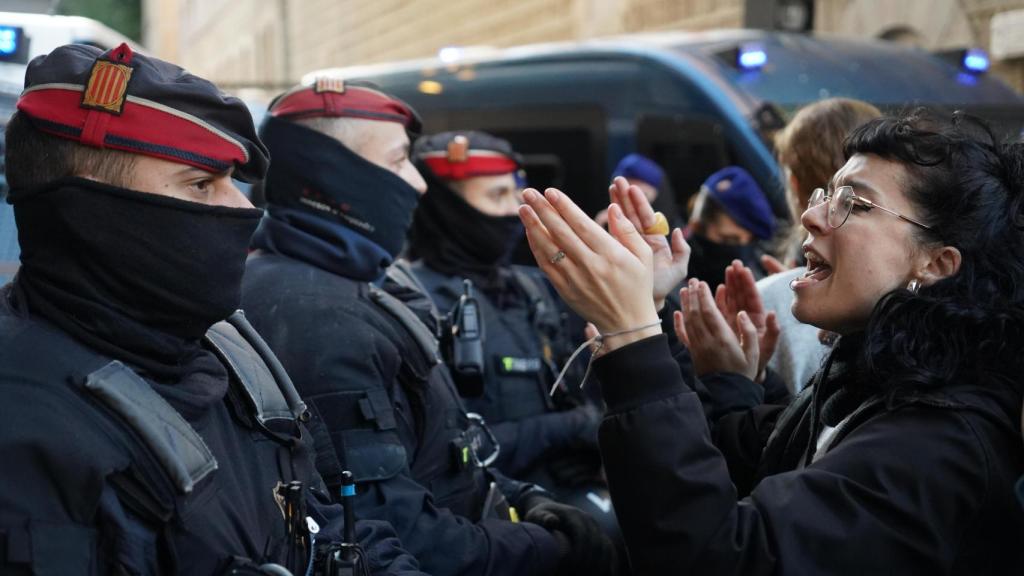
[523,497,618,576]
[568,403,602,449]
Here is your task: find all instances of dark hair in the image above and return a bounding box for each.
[4,111,137,192]
[845,108,1024,393]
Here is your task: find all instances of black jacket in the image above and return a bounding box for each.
[408,261,601,487]
[0,285,425,576]
[241,252,561,576]
[595,335,1024,575]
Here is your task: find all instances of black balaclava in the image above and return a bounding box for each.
[685,233,763,290]
[253,116,420,279]
[409,168,523,283]
[9,177,262,403]
[408,130,524,289]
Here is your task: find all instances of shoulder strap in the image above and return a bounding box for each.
[84,361,218,495]
[510,267,560,331]
[368,285,441,366]
[388,259,434,301]
[205,311,309,427]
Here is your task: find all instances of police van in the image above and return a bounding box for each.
[0,12,139,283]
[306,30,1024,223]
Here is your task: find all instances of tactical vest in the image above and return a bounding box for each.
[0,307,317,575]
[404,261,569,424]
[362,281,492,519]
[240,253,500,524]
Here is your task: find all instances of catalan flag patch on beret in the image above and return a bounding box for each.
[81,58,134,114]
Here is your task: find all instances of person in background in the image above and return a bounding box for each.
[611,153,663,204]
[759,98,882,391]
[683,165,776,291]
[594,153,666,227]
[406,130,617,537]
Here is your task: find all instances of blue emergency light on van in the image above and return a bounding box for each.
[0,26,19,55]
[963,48,989,73]
[737,43,767,70]
[0,25,27,64]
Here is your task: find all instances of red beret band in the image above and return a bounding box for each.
[419,150,519,180]
[19,85,249,173]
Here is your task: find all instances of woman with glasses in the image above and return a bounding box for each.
[515,110,1024,573]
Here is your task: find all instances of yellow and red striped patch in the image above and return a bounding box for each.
[81,59,133,114]
[314,77,346,94]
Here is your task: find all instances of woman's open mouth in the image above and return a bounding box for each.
[791,248,832,290]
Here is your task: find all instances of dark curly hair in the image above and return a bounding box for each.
[844,108,1024,393]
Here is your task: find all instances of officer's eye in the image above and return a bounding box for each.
[188,179,214,197]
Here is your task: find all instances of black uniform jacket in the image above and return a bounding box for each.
[594,335,1024,575]
[241,252,560,576]
[0,286,425,576]
[409,261,600,484]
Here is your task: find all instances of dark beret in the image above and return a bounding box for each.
[16,43,268,182]
[268,78,422,133]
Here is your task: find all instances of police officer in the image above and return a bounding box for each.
[405,131,612,520]
[0,44,425,576]
[240,81,617,576]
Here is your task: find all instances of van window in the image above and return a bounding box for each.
[636,114,731,221]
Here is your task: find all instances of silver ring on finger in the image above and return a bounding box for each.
[549,250,567,264]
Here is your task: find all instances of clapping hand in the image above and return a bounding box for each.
[713,260,780,382]
[673,261,781,382]
[608,177,690,310]
[518,188,662,353]
[673,278,760,380]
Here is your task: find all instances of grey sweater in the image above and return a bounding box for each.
[757,267,829,393]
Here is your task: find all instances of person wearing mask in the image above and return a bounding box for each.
[239,81,617,576]
[0,44,425,575]
[759,98,882,391]
[405,131,612,532]
[518,109,1024,573]
[684,166,776,290]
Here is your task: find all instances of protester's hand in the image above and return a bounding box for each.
[713,260,780,383]
[673,278,759,380]
[760,253,790,275]
[519,188,661,353]
[523,498,618,576]
[608,177,689,311]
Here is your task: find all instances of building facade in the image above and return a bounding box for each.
[141,0,1024,93]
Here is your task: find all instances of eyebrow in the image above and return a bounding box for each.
[829,177,879,198]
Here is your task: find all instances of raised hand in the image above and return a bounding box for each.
[608,177,689,310]
[519,188,662,353]
[673,278,759,380]
[713,260,781,382]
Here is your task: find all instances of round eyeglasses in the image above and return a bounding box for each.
[808,186,932,230]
